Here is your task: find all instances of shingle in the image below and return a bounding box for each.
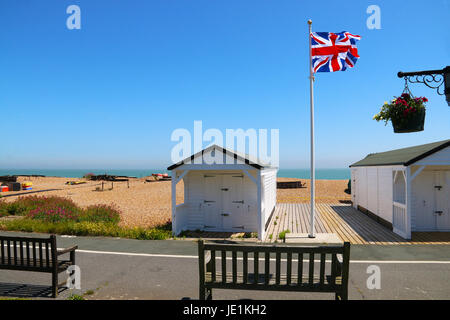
[349,139,450,167]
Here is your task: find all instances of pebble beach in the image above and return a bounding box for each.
[1,176,351,228]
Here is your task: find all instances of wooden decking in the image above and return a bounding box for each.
[266,203,450,245]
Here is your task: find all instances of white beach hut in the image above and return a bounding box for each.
[349,139,450,239]
[168,145,278,240]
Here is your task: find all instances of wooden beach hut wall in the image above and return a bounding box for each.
[167,145,278,240]
[349,139,450,239]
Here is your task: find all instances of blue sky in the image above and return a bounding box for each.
[0,0,449,169]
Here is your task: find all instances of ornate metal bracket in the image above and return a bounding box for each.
[397,66,450,96]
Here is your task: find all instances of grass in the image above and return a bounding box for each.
[67,294,85,300]
[84,290,95,296]
[0,219,172,240]
[0,195,172,240]
[66,289,96,300]
[235,232,258,239]
[278,229,291,240]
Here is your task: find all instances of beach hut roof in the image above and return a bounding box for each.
[167,144,272,170]
[349,139,450,167]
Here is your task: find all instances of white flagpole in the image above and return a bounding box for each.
[308,19,315,238]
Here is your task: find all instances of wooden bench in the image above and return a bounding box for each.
[198,240,350,300]
[0,234,78,298]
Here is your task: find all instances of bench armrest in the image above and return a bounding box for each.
[57,245,78,256]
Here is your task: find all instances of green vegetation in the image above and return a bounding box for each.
[235,232,258,239]
[0,196,172,240]
[278,229,291,240]
[0,219,171,240]
[373,93,427,126]
[67,294,85,300]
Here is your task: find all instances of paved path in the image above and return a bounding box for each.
[267,203,450,244]
[0,231,449,300]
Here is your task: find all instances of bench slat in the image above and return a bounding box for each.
[0,236,52,243]
[203,244,344,254]
[264,252,270,285]
[39,243,43,267]
[253,252,259,285]
[211,250,216,282]
[287,252,292,285]
[7,240,11,265]
[309,253,314,285]
[205,272,342,288]
[297,253,303,285]
[331,254,337,286]
[320,253,326,286]
[46,243,50,267]
[0,259,73,272]
[33,242,36,266]
[232,251,237,284]
[26,241,30,266]
[243,252,248,284]
[275,252,281,285]
[0,240,3,265]
[221,251,226,284]
[13,241,17,265]
[20,241,24,266]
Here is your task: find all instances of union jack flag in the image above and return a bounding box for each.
[311,31,361,73]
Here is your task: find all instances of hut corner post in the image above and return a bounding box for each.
[405,167,412,239]
[257,171,265,241]
[171,170,177,236]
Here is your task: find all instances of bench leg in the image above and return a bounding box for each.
[341,290,348,300]
[52,271,58,298]
[205,288,212,300]
[199,284,205,300]
[200,285,213,300]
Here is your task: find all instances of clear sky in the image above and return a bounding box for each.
[1,0,449,169]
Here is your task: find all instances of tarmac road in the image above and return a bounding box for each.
[0,231,449,300]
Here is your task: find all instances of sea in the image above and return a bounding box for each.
[0,168,350,180]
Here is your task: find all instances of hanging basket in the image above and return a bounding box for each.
[373,77,428,134]
[391,109,425,133]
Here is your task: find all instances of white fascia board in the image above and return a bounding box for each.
[172,164,258,171]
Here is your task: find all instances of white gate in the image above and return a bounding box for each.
[393,202,407,238]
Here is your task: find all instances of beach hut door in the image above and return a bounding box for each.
[203,175,220,229]
[221,175,245,230]
[435,172,450,231]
